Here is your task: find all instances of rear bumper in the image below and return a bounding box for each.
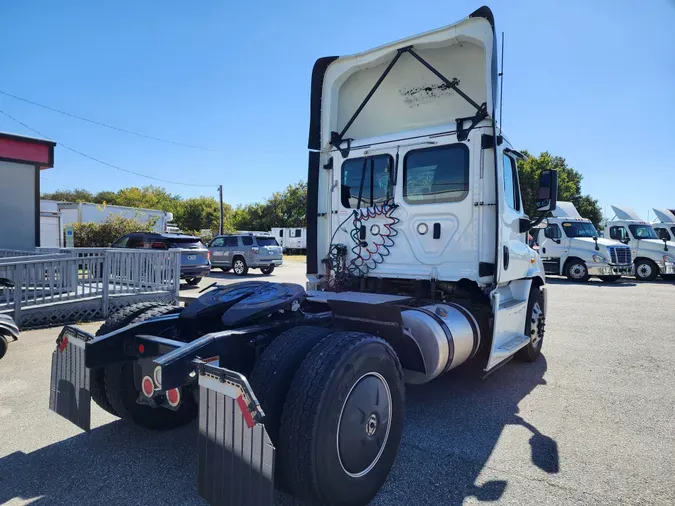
[180,265,211,278]
[587,264,634,276]
[250,259,283,268]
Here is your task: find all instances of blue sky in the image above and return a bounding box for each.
[1,0,673,220]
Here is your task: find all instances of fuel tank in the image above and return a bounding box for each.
[401,303,481,384]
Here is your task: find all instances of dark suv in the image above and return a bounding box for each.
[208,233,283,275]
[111,232,211,285]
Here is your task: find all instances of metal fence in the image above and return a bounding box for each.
[0,248,180,328]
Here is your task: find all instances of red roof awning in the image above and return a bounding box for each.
[0,132,55,169]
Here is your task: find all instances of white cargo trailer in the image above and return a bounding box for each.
[57,202,173,242]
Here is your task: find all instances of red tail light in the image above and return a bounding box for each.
[166,388,181,408]
[141,376,155,397]
[151,241,167,249]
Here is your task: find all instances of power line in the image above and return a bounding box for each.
[0,89,219,152]
[0,108,218,188]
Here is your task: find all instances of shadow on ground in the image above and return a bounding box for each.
[0,358,555,506]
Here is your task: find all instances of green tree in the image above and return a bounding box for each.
[517,151,603,227]
[41,188,96,203]
[72,214,156,247]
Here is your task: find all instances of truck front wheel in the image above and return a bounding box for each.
[565,260,590,282]
[0,334,7,360]
[279,332,404,506]
[635,259,658,281]
[517,286,545,362]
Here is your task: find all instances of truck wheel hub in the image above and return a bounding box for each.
[337,372,392,478]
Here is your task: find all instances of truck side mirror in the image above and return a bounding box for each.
[536,170,558,212]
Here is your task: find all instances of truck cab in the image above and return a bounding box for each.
[534,201,632,282]
[652,208,675,243]
[307,6,557,372]
[606,205,675,281]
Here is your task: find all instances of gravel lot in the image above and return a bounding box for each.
[1,266,674,506]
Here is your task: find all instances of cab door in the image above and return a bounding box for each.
[539,223,565,275]
[497,152,529,283]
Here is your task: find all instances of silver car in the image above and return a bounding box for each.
[208,233,283,275]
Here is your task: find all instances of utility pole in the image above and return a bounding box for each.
[218,185,224,235]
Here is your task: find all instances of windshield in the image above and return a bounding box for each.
[562,222,598,238]
[255,236,279,247]
[629,225,659,240]
[165,237,204,249]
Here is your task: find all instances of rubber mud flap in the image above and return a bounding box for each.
[198,368,275,506]
[48,327,92,431]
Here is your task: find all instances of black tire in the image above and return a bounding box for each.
[220,267,231,272]
[635,259,658,281]
[232,256,248,276]
[186,277,201,286]
[92,302,166,416]
[565,259,590,282]
[260,266,275,275]
[104,304,194,430]
[279,332,405,506]
[517,286,545,362]
[599,276,621,283]
[0,335,7,360]
[249,326,331,446]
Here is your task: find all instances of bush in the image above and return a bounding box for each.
[73,215,157,247]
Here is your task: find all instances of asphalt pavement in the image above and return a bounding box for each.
[1,266,674,505]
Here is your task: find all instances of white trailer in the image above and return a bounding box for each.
[606,205,675,281]
[533,201,633,281]
[39,200,62,247]
[271,227,285,249]
[57,202,173,241]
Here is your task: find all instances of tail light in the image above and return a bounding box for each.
[251,247,259,255]
[151,241,167,249]
[166,388,181,408]
[141,376,155,397]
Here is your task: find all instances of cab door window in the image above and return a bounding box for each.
[609,226,629,241]
[502,154,521,211]
[544,224,562,240]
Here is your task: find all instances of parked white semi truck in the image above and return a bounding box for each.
[606,205,675,281]
[534,201,633,282]
[652,208,675,242]
[47,7,559,506]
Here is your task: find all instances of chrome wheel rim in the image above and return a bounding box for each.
[637,263,652,279]
[234,260,244,274]
[569,263,587,280]
[529,302,544,347]
[337,372,392,478]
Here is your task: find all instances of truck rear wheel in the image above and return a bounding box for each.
[565,260,590,282]
[279,332,404,506]
[92,302,166,416]
[517,287,545,362]
[104,304,196,430]
[249,326,330,445]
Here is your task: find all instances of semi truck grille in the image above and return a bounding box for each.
[609,246,631,265]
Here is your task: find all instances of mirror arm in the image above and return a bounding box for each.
[528,213,548,230]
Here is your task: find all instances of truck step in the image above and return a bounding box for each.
[497,334,530,353]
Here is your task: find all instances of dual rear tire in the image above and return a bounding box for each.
[250,327,405,506]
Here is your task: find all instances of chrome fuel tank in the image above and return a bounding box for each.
[401,303,481,384]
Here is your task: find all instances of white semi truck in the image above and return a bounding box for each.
[47,7,559,506]
[606,205,675,281]
[652,208,675,242]
[533,201,633,282]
